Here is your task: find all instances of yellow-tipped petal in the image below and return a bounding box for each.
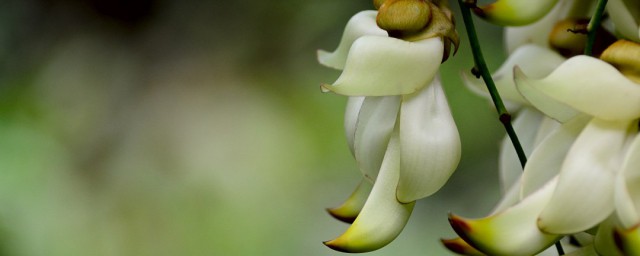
[473,0,560,26]
[354,96,401,182]
[449,178,562,256]
[317,11,387,70]
[520,114,590,198]
[538,119,635,234]
[396,77,460,202]
[614,225,640,255]
[515,56,640,121]
[606,0,640,43]
[322,36,444,96]
[344,96,365,156]
[325,131,415,253]
[441,237,486,256]
[327,179,374,223]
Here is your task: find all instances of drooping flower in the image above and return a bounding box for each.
[317,0,462,252]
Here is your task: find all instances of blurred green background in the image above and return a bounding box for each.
[0,0,507,255]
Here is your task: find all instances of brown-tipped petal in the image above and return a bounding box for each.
[441,237,486,256]
[614,225,640,255]
[326,179,373,223]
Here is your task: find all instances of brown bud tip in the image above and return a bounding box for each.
[373,0,387,9]
[325,208,357,224]
[548,18,589,58]
[600,40,640,83]
[377,0,431,34]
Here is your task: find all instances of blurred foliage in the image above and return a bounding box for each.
[0,0,507,255]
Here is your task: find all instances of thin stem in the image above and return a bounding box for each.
[457,1,566,255]
[584,0,608,56]
[457,0,527,168]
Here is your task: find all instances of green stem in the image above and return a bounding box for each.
[584,0,608,56]
[457,1,565,255]
[457,0,527,168]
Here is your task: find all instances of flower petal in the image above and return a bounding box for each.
[396,77,461,203]
[538,118,635,234]
[473,0,560,26]
[499,108,544,194]
[606,0,640,43]
[317,10,387,70]
[354,96,401,182]
[514,67,580,122]
[449,178,562,256]
[324,132,415,253]
[441,237,486,256]
[515,56,640,121]
[594,215,623,256]
[503,0,574,53]
[321,36,444,96]
[463,44,565,106]
[520,114,590,198]
[327,178,373,223]
[344,96,365,156]
[614,131,640,228]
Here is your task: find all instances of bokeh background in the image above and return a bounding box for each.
[0,0,507,255]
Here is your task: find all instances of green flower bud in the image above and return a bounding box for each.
[376,0,431,36]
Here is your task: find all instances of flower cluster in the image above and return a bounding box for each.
[317,0,461,253]
[443,0,640,255]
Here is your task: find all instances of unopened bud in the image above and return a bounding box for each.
[373,0,386,10]
[548,18,588,58]
[377,0,431,36]
[600,40,640,83]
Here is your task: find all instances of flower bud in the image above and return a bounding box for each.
[377,0,431,36]
[600,40,640,83]
[548,18,588,58]
[373,0,386,10]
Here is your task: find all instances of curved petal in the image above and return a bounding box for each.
[324,132,415,253]
[354,96,401,182]
[594,215,624,256]
[515,56,640,121]
[321,36,444,96]
[614,225,640,255]
[317,11,387,70]
[538,118,635,234]
[514,67,580,122]
[614,133,640,228]
[521,114,590,198]
[473,0,560,26]
[449,178,562,256]
[463,45,566,106]
[327,178,373,223]
[499,108,544,193]
[344,96,365,156]
[441,237,486,256]
[396,77,461,203]
[606,0,640,42]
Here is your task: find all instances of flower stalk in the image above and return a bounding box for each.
[585,0,609,56]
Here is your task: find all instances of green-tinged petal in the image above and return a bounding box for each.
[449,178,562,256]
[498,108,543,194]
[354,96,401,182]
[538,118,635,234]
[463,44,565,107]
[345,96,365,156]
[594,216,623,256]
[473,0,560,26]
[490,174,522,215]
[441,237,486,256]
[614,132,640,228]
[324,132,415,253]
[606,0,640,42]
[317,10,387,70]
[321,36,443,96]
[503,0,569,53]
[396,77,460,203]
[614,225,640,255]
[521,114,590,198]
[515,56,640,121]
[513,66,580,122]
[327,179,373,223]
